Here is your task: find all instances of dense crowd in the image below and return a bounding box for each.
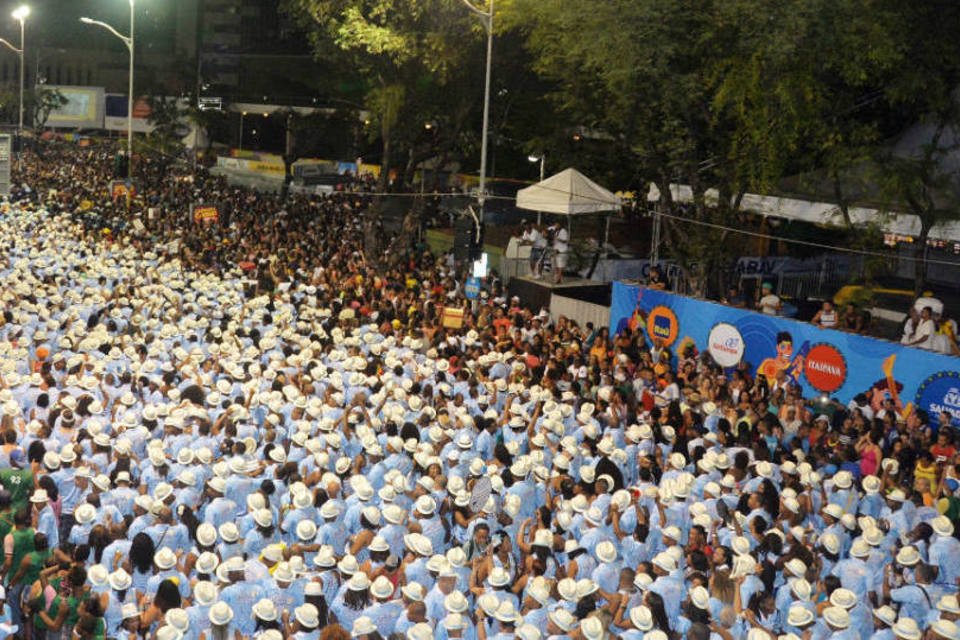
[0,140,956,640]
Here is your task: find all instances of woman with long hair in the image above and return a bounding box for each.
[644,591,673,637]
[348,511,379,564]
[86,525,111,565]
[138,578,181,636]
[331,573,371,631]
[125,532,155,598]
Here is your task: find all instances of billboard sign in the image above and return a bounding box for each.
[45,86,105,129]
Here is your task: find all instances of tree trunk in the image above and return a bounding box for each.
[378,129,392,193]
[914,221,931,296]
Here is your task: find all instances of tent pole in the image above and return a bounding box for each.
[603,214,610,253]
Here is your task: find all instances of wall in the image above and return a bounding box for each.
[610,283,960,425]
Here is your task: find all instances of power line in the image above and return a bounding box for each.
[655,209,960,267]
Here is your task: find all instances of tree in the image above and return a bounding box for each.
[505,0,837,294]
[284,0,484,184]
[30,87,68,131]
[145,96,188,177]
[0,87,67,130]
[283,0,490,259]
[183,106,229,162]
[878,117,960,295]
[873,0,960,295]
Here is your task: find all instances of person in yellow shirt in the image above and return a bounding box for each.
[914,451,938,504]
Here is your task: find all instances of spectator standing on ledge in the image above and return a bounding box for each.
[758,281,782,315]
[646,265,669,291]
[550,222,569,284]
[905,306,936,349]
[812,300,839,329]
[723,286,746,307]
[842,303,865,333]
[519,221,545,280]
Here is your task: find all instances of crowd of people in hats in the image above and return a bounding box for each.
[0,140,955,640]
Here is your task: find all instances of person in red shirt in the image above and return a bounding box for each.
[931,430,957,464]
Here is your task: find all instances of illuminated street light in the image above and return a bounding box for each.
[80,0,136,182]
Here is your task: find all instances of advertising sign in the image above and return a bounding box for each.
[192,203,220,224]
[45,86,105,129]
[110,180,136,202]
[707,322,745,368]
[611,283,960,424]
[464,276,481,300]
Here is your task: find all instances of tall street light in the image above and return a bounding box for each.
[1,6,29,136]
[528,153,545,225]
[458,0,493,223]
[81,0,135,182]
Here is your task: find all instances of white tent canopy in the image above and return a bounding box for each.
[647,183,960,243]
[517,168,621,215]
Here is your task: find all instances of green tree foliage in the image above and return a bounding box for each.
[505,0,960,295]
[146,96,188,177]
[284,0,486,188]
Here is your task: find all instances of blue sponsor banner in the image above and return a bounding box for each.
[610,282,960,425]
[464,276,481,300]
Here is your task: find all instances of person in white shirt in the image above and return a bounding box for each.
[757,282,781,316]
[906,306,935,349]
[900,307,919,345]
[520,221,546,279]
[551,224,569,283]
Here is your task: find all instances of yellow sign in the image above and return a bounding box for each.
[193,204,220,224]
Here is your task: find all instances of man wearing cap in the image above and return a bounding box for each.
[30,488,58,550]
[51,444,82,544]
[928,516,960,587]
[649,552,683,620]
[219,558,266,637]
[885,563,939,626]
[880,490,915,548]
[200,478,239,528]
[758,282,782,316]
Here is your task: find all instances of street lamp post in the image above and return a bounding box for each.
[527,153,545,225]
[1,6,29,138]
[239,111,247,151]
[80,0,135,182]
[458,0,494,222]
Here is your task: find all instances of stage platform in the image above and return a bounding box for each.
[508,276,611,314]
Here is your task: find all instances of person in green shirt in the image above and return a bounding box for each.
[0,492,14,549]
[0,467,33,524]
[4,509,35,582]
[33,564,87,640]
[8,532,50,594]
[72,592,106,640]
[2,508,33,629]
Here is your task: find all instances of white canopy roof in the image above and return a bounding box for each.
[647,183,960,242]
[517,168,621,215]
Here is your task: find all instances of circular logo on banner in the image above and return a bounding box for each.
[646,305,679,347]
[915,371,960,427]
[803,343,847,392]
[707,322,744,367]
